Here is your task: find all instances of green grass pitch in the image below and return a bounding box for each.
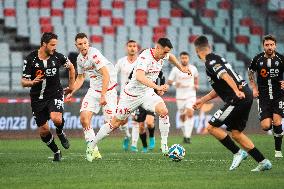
[1,134,284,189]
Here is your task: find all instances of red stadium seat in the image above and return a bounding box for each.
[202,9,216,18]
[135,9,148,17]
[103,26,116,35]
[100,9,112,17]
[39,17,51,25]
[219,0,232,9]
[153,26,166,35]
[148,0,160,9]
[250,26,263,35]
[235,35,250,44]
[4,9,16,17]
[27,0,40,8]
[41,25,53,33]
[87,16,100,25]
[135,17,148,26]
[40,0,51,8]
[111,18,124,26]
[240,17,254,27]
[88,7,100,16]
[188,35,198,43]
[90,35,103,43]
[63,0,76,8]
[277,9,284,22]
[171,9,183,17]
[89,0,101,7]
[189,0,205,9]
[51,9,63,17]
[159,18,171,26]
[252,0,268,6]
[152,34,165,43]
[112,1,124,9]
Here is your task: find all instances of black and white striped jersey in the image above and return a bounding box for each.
[22,50,70,101]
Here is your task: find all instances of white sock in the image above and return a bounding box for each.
[179,120,185,137]
[131,121,139,147]
[92,123,113,148]
[120,123,131,138]
[184,117,194,138]
[196,111,205,134]
[159,115,170,146]
[83,127,96,143]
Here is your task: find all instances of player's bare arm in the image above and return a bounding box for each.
[65,74,85,101]
[280,80,284,89]
[136,69,168,92]
[193,90,218,110]
[21,75,43,87]
[220,72,245,99]
[168,53,192,76]
[98,66,110,106]
[194,76,199,90]
[248,69,259,98]
[64,62,75,95]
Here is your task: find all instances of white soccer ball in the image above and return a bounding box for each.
[168,144,186,162]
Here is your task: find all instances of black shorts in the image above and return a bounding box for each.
[133,106,155,123]
[209,86,253,132]
[257,96,284,121]
[31,95,64,126]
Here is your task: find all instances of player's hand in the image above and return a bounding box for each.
[252,87,259,98]
[65,93,72,102]
[280,81,284,90]
[157,90,165,96]
[99,95,107,106]
[181,67,192,76]
[64,87,73,95]
[193,99,203,110]
[175,82,181,88]
[32,76,43,86]
[235,90,245,99]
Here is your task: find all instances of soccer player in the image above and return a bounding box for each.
[193,35,272,171]
[65,33,117,162]
[168,51,199,144]
[248,34,284,158]
[21,32,75,161]
[91,38,191,155]
[115,40,139,152]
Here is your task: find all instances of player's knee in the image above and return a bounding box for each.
[80,115,90,127]
[261,123,272,131]
[231,131,241,140]
[158,108,168,117]
[139,126,145,134]
[39,127,50,137]
[206,124,215,134]
[187,110,194,118]
[180,114,186,122]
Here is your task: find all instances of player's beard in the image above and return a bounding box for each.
[46,49,55,56]
[265,49,274,57]
[181,62,188,66]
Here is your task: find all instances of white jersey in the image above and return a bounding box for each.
[115,56,137,93]
[124,48,169,96]
[168,64,198,99]
[77,47,117,91]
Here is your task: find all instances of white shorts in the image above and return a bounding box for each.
[115,90,163,120]
[176,96,196,113]
[80,88,117,122]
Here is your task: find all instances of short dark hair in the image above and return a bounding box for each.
[262,34,276,45]
[157,38,173,49]
[41,32,58,46]
[194,35,209,49]
[127,40,137,45]
[179,51,190,57]
[75,33,88,41]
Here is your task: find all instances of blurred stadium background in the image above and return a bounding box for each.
[0,0,284,134]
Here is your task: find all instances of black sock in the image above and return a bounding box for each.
[273,125,283,151]
[248,147,265,163]
[139,132,147,148]
[55,118,65,135]
[219,135,240,154]
[41,132,59,153]
[148,127,155,138]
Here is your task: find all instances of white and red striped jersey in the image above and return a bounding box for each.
[168,65,198,99]
[77,47,117,91]
[124,48,169,96]
[115,56,137,93]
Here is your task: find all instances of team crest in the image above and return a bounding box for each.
[275,61,279,66]
[259,62,263,66]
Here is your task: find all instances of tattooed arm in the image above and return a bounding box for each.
[248,69,259,98]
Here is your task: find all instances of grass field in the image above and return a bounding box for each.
[0,134,284,189]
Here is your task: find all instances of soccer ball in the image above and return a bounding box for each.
[168,144,186,162]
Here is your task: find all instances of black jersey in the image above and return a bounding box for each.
[22,50,70,101]
[205,53,246,103]
[248,52,284,99]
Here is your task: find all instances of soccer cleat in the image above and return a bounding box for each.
[53,150,62,162]
[275,150,283,158]
[86,142,94,162]
[122,137,130,151]
[160,144,169,156]
[57,132,70,149]
[130,146,138,152]
[149,137,156,150]
[183,137,191,144]
[93,146,102,159]
[251,159,272,172]
[229,149,248,170]
[141,147,148,153]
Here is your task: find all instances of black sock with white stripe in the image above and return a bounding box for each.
[273,125,283,151]
[55,118,65,135]
[248,147,265,163]
[219,135,240,154]
[41,132,59,153]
